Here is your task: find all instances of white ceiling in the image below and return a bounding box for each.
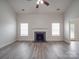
[8,0,73,13]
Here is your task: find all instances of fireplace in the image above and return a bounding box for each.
[34,32,46,42]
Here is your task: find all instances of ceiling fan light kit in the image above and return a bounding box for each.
[36,0,49,8]
[40,0,44,4]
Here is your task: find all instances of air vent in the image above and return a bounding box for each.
[26,0,32,1]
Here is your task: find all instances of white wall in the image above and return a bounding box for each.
[0,0,16,48]
[17,12,64,41]
[64,0,79,43]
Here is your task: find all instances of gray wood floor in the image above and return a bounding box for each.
[0,41,79,59]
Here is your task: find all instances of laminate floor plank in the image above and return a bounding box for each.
[0,42,79,59]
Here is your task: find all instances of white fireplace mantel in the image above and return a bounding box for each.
[32,28,48,32]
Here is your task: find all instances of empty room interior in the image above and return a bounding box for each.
[0,0,79,59]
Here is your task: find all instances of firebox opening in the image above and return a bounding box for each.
[34,32,46,42]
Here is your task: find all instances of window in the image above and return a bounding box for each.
[70,24,75,39]
[20,23,28,36]
[52,23,60,36]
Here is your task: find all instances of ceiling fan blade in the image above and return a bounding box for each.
[36,4,39,8]
[43,0,49,6]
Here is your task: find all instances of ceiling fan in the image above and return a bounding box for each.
[36,0,49,8]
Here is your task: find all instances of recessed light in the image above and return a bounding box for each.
[57,8,60,11]
[22,9,24,11]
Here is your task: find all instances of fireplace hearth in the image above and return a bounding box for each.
[34,32,46,42]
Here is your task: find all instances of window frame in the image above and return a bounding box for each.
[52,23,60,36]
[20,23,28,36]
[70,23,75,39]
